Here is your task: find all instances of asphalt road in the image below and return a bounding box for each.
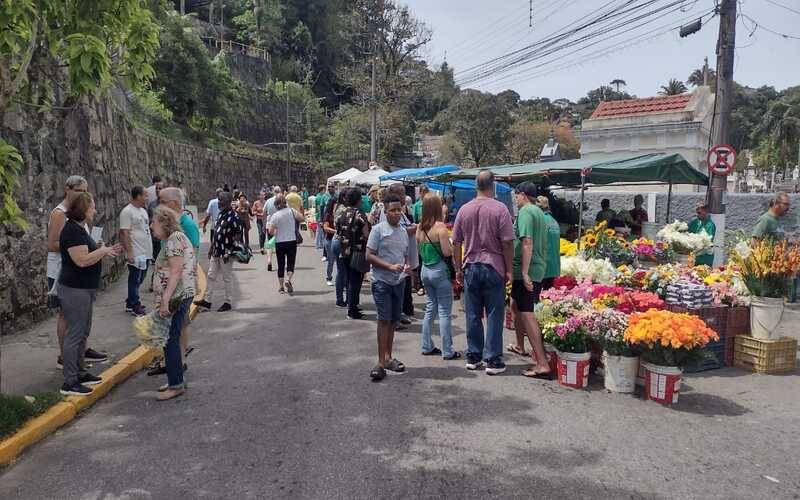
[1,240,799,499]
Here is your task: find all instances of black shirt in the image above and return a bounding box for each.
[59,219,101,289]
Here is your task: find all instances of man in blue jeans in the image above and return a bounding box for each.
[119,186,153,316]
[366,193,410,381]
[452,170,515,375]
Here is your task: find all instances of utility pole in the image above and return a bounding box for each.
[369,48,378,163]
[180,0,185,16]
[286,88,291,183]
[708,0,736,266]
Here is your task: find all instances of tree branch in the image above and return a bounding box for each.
[0,19,40,113]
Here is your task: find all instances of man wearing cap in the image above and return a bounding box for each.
[452,170,515,375]
[507,182,551,379]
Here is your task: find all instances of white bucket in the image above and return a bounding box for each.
[642,362,682,404]
[750,296,784,339]
[642,222,659,240]
[602,352,639,393]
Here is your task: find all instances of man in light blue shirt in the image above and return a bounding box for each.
[366,192,409,382]
[202,188,223,243]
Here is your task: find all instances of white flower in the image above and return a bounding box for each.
[734,241,752,259]
[560,256,618,284]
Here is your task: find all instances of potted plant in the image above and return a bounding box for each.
[538,298,593,389]
[587,309,638,393]
[631,238,675,268]
[624,309,718,404]
[729,238,800,338]
[656,221,712,265]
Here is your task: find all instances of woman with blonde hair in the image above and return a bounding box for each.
[415,193,460,360]
[150,205,196,401]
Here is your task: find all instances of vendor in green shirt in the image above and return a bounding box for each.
[536,196,561,288]
[412,185,429,223]
[752,191,791,240]
[688,202,716,267]
[300,186,309,210]
[595,198,616,225]
[508,181,551,379]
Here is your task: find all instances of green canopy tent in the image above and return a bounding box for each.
[435,153,709,248]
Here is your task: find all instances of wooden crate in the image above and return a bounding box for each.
[733,335,797,374]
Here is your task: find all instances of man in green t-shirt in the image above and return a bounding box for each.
[752,192,791,240]
[300,186,309,210]
[595,198,615,225]
[507,182,551,379]
[688,202,716,267]
[314,184,332,258]
[536,196,561,288]
[411,185,429,223]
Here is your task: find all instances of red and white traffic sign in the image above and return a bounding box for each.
[707,144,737,176]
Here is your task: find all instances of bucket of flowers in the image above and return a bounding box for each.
[537,297,591,388]
[624,309,718,404]
[586,309,637,393]
[656,221,712,265]
[582,221,634,266]
[729,238,800,339]
[631,238,675,268]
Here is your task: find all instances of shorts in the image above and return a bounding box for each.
[511,279,542,313]
[47,277,60,309]
[542,277,555,290]
[371,280,404,323]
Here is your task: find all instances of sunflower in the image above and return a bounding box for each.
[604,229,615,237]
[585,235,598,247]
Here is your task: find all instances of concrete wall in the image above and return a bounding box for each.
[561,190,800,238]
[0,96,330,333]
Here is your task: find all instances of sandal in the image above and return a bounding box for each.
[385,358,405,373]
[370,365,386,381]
[521,367,553,380]
[422,347,442,356]
[506,344,528,357]
[443,351,462,360]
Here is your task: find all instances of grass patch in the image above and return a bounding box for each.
[0,392,64,439]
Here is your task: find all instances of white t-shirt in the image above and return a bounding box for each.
[119,203,153,259]
[267,208,298,243]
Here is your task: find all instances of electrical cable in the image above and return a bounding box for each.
[763,0,800,16]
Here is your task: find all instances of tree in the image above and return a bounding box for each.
[687,67,716,89]
[577,86,632,118]
[753,87,800,171]
[504,121,580,164]
[659,79,688,96]
[438,133,464,165]
[610,79,627,92]
[445,90,511,167]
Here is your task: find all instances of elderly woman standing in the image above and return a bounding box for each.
[150,206,196,401]
[58,192,122,396]
[267,193,305,295]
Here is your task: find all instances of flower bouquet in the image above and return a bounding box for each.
[632,238,674,265]
[624,309,718,367]
[656,221,712,256]
[729,239,800,298]
[560,256,619,284]
[133,312,171,348]
[582,221,634,266]
[560,238,578,257]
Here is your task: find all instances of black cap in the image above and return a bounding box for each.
[514,181,538,199]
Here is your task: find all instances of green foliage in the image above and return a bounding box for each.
[437,133,464,165]
[659,79,688,96]
[134,87,173,121]
[0,138,28,229]
[0,392,63,439]
[444,90,511,167]
[62,34,112,96]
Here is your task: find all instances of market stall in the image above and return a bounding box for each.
[327,167,363,185]
[349,167,396,187]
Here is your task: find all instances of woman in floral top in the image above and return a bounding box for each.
[335,187,371,320]
[151,206,196,401]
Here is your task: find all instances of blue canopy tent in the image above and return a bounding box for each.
[378,165,459,182]
[425,179,514,222]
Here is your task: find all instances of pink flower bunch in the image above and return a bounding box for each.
[554,315,589,339]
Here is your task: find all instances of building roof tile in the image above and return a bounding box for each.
[590,94,692,119]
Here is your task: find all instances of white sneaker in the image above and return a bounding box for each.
[326,280,334,286]
[321,256,327,262]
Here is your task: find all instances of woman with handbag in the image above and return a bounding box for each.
[267,194,305,295]
[150,206,196,401]
[416,193,460,360]
[335,188,371,320]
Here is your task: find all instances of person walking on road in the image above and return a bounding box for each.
[58,192,122,396]
[253,190,266,253]
[236,193,252,248]
[322,194,340,287]
[416,193,460,360]
[195,191,241,312]
[267,194,305,295]
[150,206,196,401]
[329,191,350,307]
[336,188,371,319]
[202,188,223,247]
[507,182,551,379]
[452,170,515,375]
[366,192,410,381]
[264,186,282,272]
[47,176,109,368]
[119,186,153,316]
[286,185,304,213]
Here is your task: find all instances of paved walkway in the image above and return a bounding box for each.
[1,232,799,498]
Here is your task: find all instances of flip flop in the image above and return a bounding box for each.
[506,344,529,356]
[422,347,442,356]
[521,368,553,380]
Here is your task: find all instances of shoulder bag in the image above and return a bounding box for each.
[348,210,371,273]
[424,228,456,280]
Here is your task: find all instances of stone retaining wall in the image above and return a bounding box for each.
[0,97,330,332]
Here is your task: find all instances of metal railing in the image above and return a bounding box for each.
[201,37,269,62]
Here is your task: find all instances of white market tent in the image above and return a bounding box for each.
[349,167,398,187]
[327,167,362,184]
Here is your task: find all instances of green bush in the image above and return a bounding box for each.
[0,392,63,439]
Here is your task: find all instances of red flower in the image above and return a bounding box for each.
[553,276,578,290]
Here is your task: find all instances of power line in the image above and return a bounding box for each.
[740,13,800,39]
[763,0,800,16]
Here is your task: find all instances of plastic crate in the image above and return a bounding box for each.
[733,335,797,374]
[726,306,750,337]
[667,305,728,338]
[684,338,726,373]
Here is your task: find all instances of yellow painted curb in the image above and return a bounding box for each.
[0,402,76,466]
[0,265,207,466]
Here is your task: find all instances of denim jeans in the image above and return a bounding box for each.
[463,263,506,363]
[165,298,192,389]
[126,264,147,308]
[421,261,454,357]
[332,239,348,304]
[315,223,325,252]
[324,238,335,280]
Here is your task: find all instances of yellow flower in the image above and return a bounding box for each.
[585,235,598,247]
[605,229,615,237]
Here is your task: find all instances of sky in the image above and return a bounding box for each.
[403,0,800,101]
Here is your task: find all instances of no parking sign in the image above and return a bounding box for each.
[707,144,737,176]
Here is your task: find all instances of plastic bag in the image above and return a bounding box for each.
[133,311,171,348]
